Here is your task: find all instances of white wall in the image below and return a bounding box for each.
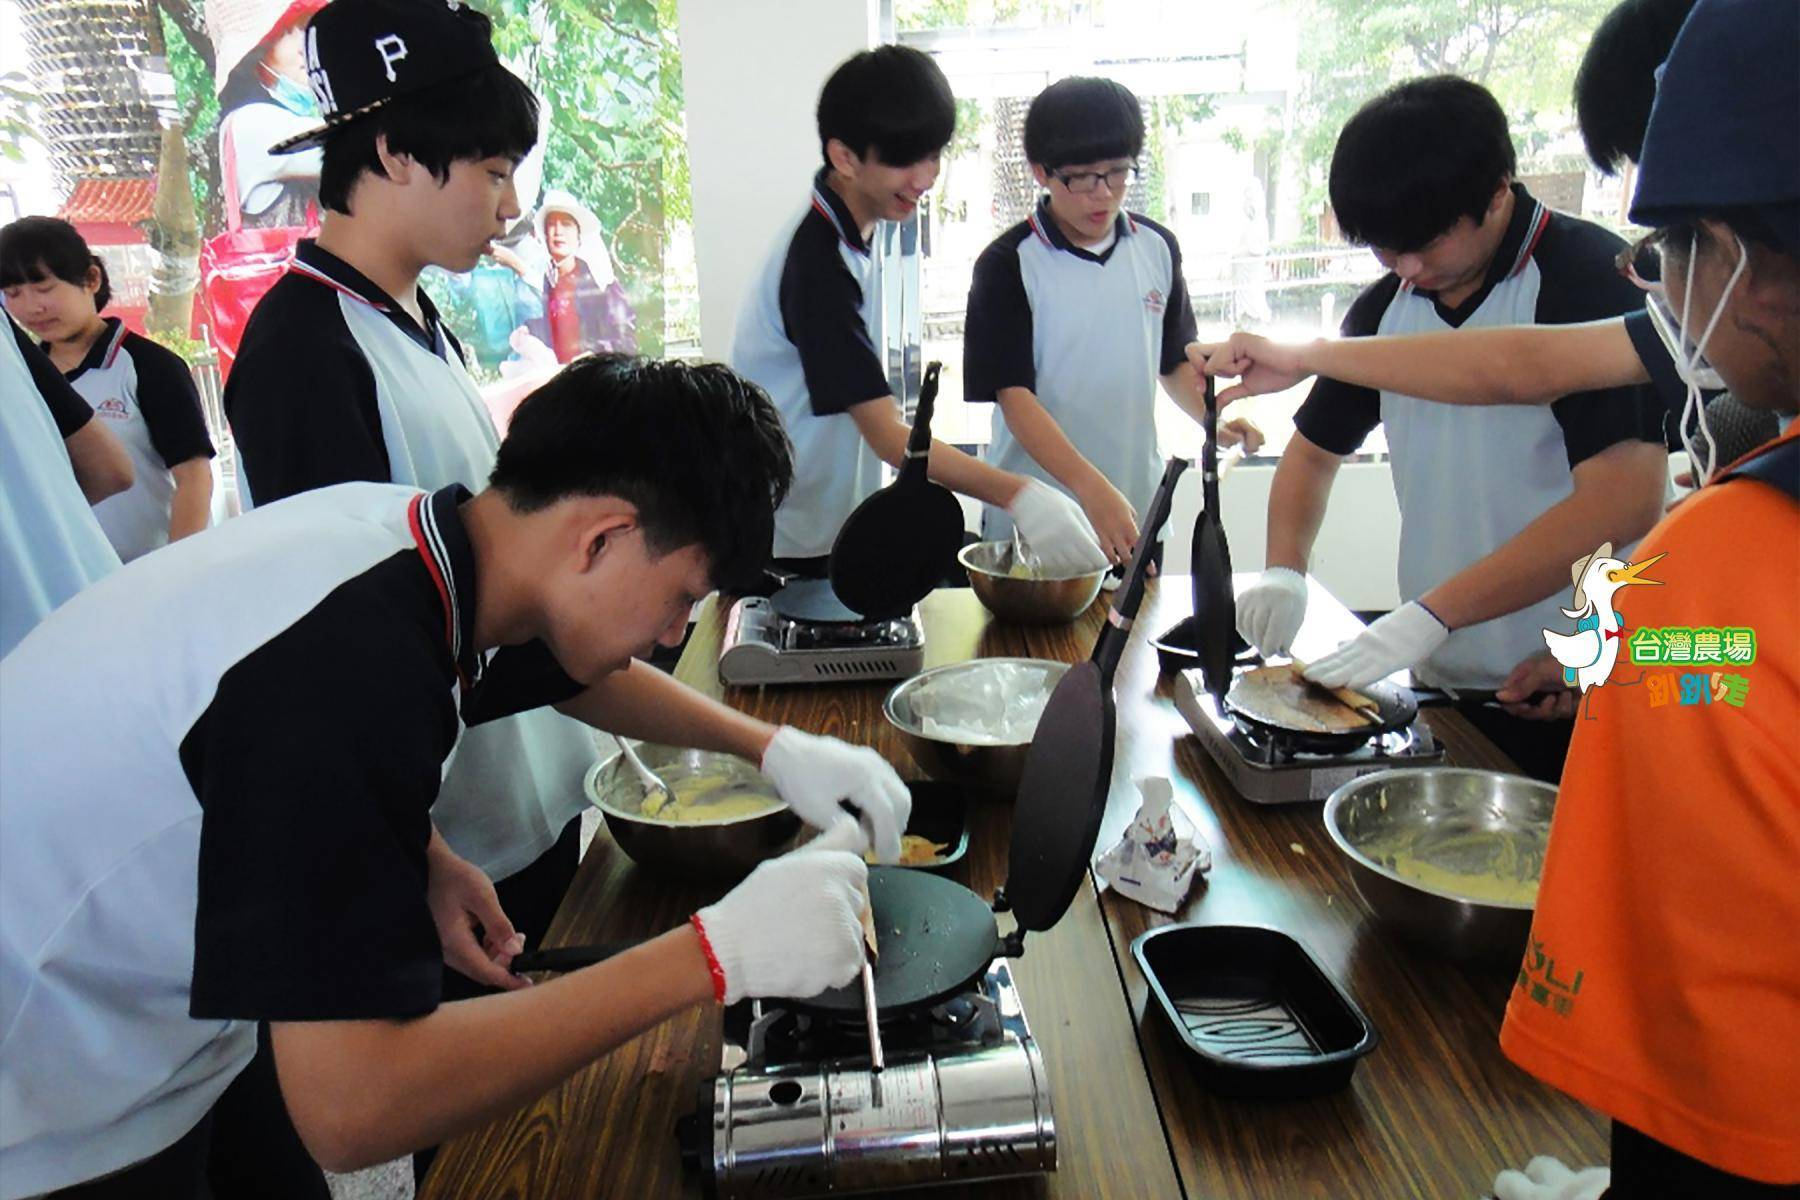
[677,0,878,361]
[1165,460,1403,612]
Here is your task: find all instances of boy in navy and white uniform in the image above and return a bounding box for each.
[731,46,1106,580]
[2,216,216,563]
[223,0,591,989]
[964,76,1261,568]
[0,319,126,656]
[0,356,910,1199]
[1233,76,1668,780]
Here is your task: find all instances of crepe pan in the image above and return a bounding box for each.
[828,361,964,620]
[1221,667,1563,756]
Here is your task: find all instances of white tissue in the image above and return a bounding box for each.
[1096,777,1210,913]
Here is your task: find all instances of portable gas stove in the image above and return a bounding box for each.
[678,959,1053,1199]
[718,581,925,687]
[1175,668,1444,804]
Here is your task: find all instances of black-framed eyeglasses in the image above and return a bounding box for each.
[1051,162,1138,196]
[1615,229,1668,291]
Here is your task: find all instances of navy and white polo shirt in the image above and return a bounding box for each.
[0,320,118,658]
[964,199,1197,539]
[0,483,583,1198]
[1295,184,1666,688]
[731,170,893,559]
[54,317,215,562]
[223,240,599,881]
[225,239,487,506]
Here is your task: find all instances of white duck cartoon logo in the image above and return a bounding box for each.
[1542,541,1665,715]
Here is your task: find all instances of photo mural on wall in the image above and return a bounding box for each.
[150,0,681,386]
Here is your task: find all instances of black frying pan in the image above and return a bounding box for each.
[1222,669,1420,755]
[506,869,1001,1019]
[1218,669,1563,756]
[1191,373,1237,701]
[1004,456,1189,933]
[829,362,964,620]
[793,867,1000,1019]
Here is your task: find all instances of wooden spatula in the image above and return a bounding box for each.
[1287,659,1382,723]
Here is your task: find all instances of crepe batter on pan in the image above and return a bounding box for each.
[1227,664,1378,734]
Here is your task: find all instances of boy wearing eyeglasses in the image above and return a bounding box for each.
[963,76,1261,570]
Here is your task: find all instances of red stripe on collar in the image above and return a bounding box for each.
[100,322,129,369]
[287,259,393,312]
[406,493,470,692]
[1507,203,1552,279]
[810,192,868,256]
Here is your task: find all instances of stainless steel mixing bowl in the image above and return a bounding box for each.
[1323,768,1557,962]
[959,540,1105,625]
[586,744,801,883]
[883,657,1069,798]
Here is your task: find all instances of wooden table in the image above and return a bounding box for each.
[423,579,1605,1200]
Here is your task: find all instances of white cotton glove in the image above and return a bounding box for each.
[1492,1157,1610,1200]
[692,839,868,1004]
[760,726,911,863]
[1303,601,1450,689]
[1236,566,1309,657]
[1007,479,1110,577]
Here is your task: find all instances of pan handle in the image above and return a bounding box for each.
[1096,456,1189,678]
[1412,686,1564,709]
[507,942,640,974]
[1201,372,1222,513]
[898,361,943,484]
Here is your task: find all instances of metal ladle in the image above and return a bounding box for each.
[618,740,676,817]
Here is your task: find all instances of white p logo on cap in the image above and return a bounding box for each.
[375,33,409,83]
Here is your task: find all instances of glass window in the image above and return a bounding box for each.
[895,0,1629,459]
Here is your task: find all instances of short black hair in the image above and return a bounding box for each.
[0,216,111,310]
[1574,0,1696,176]
[1023,77,1144,170]
[1329,75,1517,253]
[317,64,539,215]
[816,45,955,169]
[490,355,794,593]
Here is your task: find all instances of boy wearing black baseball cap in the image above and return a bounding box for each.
[220,0,598,1027]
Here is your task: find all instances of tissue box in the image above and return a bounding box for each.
[1097,777,1210,914]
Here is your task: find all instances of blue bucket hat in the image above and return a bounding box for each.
[1631,0,1800,258]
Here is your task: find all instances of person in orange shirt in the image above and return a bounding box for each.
[1192,1,1797,1193]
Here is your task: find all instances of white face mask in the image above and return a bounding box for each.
[1649,231,1749,484]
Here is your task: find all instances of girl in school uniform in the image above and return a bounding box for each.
[1,217,216,562]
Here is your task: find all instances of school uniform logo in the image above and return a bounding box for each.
[96,397,129,420]
[1143,288,1166,317]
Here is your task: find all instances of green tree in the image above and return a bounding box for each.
[1293,0,1617,220]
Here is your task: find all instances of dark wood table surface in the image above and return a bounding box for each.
[422,578,1606,1200]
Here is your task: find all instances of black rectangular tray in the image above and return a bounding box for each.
[1132,923,1377,1098]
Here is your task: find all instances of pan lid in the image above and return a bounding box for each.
[1002,457,1189,934]
[827,362,963,619]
